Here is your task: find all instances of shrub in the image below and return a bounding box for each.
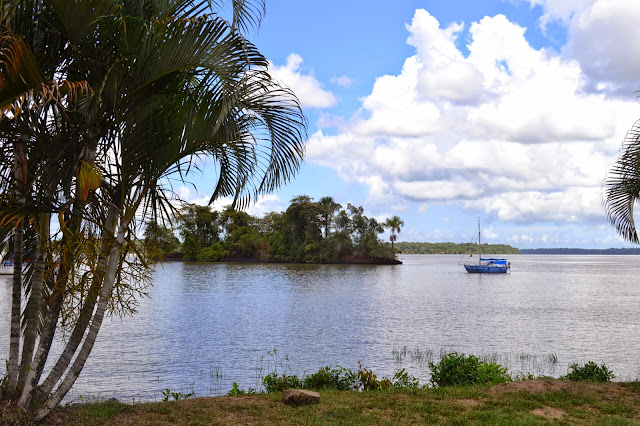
[303,366,358,391]
[227,382,245,396]
[477,360,512,384]
[392,368,421,390]
[357,362,392,391]
[262,372,301,393]
[428,352,511,387]
[560,361,614,382]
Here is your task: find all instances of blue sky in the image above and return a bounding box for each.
[185,0,640,249]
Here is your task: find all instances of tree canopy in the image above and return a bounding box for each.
[171,196,397,263]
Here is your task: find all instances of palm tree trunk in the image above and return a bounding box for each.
[34,207,126,421]
[6,219,23,394]
[17,212,54,406]
[6,138,28,394]
[17,217,47,393]
[18,289,63,407]
[35,207,116,401]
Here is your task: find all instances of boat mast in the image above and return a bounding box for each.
[478,217,481,265]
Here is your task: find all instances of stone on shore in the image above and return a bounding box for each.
[282,389,320,405]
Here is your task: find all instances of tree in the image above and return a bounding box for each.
[604,119,640,242]
[143,220,180,259]
[178,204,221,260]
[220,206,253,237]
[318,196,341,238]
[0,0,306,420]
[383,215,405,254]
[344,204,385,257]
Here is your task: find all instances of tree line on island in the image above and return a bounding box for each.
[395,242,520,255]
[144,196,405,264]
[520,248,640,255]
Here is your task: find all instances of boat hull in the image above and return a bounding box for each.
[464,264,509,274]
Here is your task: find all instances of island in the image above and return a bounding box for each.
[147,196,402,265]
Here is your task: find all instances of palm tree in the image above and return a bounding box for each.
[0,0,306,419]
[604,119,640,243]
[384,215,405,254]
[318,196,341,238]
[0,25,92,402]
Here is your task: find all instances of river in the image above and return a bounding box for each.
[2,254,640,402]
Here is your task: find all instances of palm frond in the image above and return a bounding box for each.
[603,119,640,243]
[0,30,46,113]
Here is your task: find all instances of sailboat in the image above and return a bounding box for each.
[464,219,510,273]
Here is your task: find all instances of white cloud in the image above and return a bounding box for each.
[563,0,640,95]
[177,185,213,206]
[174,186,284,217]
[244,194,286,217]
[305,8,640,227]
[522,0,595,28]
[483,226,498,240]
[330,75,355,88]
[268,53,337,109]
[523,0,640,96]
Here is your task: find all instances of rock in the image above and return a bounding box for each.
[282,389,320,406]
[105,397,119,403]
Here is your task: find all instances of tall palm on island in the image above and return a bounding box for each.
[384,215,405,254]
[319,196,341,238]
[604,119,640,242]
[0,0,306,420]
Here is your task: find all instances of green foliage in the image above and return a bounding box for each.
[302,366,359,391]
[196,242,228,262]
[227,382,246,396]
[262,372,301,393]
[177,195,397,264]
[259,360,420,393]
[226,226,268,259]
[396,242,520,255]
[428,352,511,387]
[161,388,195,401]
[143,221,180,259]
[392,368,421,390]
[560,361,615,382]
[178,204,221,260]
[357,362,391,391]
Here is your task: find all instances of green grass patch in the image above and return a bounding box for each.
[37,379,640,425]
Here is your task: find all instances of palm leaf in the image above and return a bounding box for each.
[0,30,46,113]
[603,119,640,243]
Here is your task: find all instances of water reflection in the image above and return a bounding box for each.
[2,255,640,401]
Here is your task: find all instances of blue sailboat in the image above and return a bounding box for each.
[464,219,510,273]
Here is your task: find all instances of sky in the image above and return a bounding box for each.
[183,0,640,249]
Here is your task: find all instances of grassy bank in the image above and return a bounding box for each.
[26,379,640,425]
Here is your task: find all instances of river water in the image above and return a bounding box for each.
[2,254,640,401]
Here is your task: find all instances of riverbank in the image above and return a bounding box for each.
[31,379,640,425]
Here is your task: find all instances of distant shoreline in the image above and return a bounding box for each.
[519,248,640,255]
[394,245,640,255]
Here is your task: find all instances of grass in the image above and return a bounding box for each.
[25,379,640,425]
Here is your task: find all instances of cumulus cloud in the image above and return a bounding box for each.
[522,0,595,28]
[524,0,640,96]
[268,53,337,109]
[305,8,640,227]
[174,186,284,217]
[563,0,640,95]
